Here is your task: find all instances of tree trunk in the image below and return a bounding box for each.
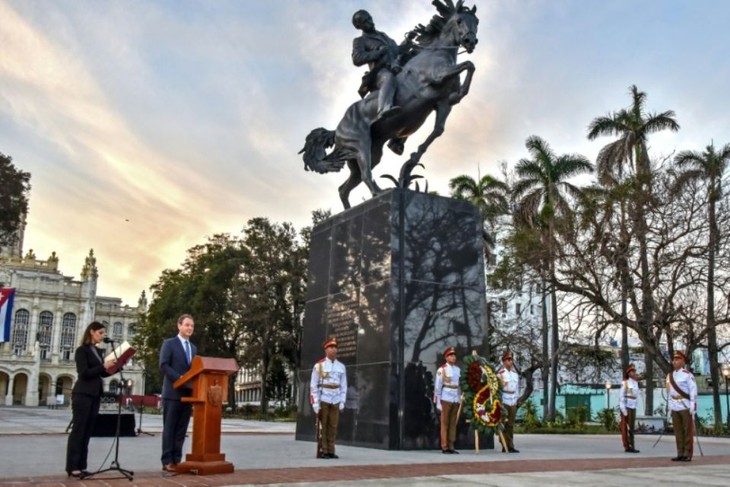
[547,218,558,422]
[707,196,722,428]
[644,349,654,416]
[620,202,630,371]
[541,281,549,420]
[636,148,655,416]
[260,347,270,419]
[549,276,559,422]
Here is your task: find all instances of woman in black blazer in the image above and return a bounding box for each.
[65,321,117,478]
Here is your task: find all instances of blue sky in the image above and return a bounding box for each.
[1,0,729,303]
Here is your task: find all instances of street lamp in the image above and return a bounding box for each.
[721,363,730,432]
[605,381,612,409]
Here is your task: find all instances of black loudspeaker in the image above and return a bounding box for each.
[92,413,136,437]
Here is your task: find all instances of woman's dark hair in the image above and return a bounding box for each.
[81,321,106,345]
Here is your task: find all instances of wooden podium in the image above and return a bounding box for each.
[173,356,239,475]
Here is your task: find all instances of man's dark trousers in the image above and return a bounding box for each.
[162,398,192,465]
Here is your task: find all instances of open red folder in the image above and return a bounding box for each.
[104,341,136,374]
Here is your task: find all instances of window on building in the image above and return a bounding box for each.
[38,311,53,353]
[516,303,522,315]
[12,309,30,355]
[501,300,507,315]
[55,378,64,395]
[530,304,534,315]
[61,313,76,360]
[113,321,123,337]
[127,323,136,337]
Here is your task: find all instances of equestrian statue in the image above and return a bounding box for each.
[300,0,479,209]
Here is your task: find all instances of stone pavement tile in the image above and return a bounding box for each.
[2,455,730,487]
[244,464,730,487]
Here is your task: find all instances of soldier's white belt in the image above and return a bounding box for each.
[322,384,340,389]
[443,385,459,389]
[503,390,515,394]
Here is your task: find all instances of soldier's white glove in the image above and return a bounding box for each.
[313,403,320,414]
[436,399,442,412]
[339,403,345,411]
[690,401,696,417]
[620,407,627,417]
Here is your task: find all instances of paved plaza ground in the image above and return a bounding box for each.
[1,406,729,486]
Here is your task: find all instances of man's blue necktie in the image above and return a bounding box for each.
[184,340,191,365]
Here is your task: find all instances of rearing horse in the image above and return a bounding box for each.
[300,0,478,209]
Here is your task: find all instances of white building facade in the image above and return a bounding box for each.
[0,225,146,407]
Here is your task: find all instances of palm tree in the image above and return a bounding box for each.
[673,142,730,429]
[587,85,679,416]
[449,173,509,259]
[512,135,594,420]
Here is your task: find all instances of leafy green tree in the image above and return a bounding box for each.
[673,142,730,428]
[512,135,593,420]
[135,234,247,401]
[234,217,306,414]
[0,152,31,247]
[588,85,679,415]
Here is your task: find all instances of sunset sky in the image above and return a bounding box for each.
[1,0,728,304]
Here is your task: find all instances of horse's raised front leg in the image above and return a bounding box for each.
[432,60,474,86]
[398,101,452,185]
[450,60,475,105]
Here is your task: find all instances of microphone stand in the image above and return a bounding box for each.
[88,340,134,481]
[136,368,154,437]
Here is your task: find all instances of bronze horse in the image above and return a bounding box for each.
[300,0,478,209]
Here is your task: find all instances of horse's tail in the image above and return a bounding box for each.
[299,128,346,173]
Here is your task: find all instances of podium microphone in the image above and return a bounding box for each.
[103,337,116,344]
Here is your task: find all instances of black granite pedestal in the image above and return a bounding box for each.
[295,188,493,450]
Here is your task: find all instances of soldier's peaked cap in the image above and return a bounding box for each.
[323,338,337,349]
[443,347,456,358]
[673,350,687,362]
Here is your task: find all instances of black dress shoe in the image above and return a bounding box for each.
[629,449,640,453]
[329,454,339,459]
[501,447,507,453]
[671,456,683,461]
[449,449,459,454]
[442,449,451,454]
[508,448,520,453]
[681,456,691,462]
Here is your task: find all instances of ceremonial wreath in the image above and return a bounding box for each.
[460,353,504,434]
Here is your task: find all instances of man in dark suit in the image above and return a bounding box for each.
[159,314,197,472]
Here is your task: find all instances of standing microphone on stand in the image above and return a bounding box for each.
[103,337,116,344]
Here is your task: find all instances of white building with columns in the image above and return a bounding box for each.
[0,221,147,407]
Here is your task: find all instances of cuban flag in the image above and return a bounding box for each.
[0,287,15,343]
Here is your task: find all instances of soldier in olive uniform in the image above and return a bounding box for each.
[667,350,697,462]
[434,347,461,454]
[619,363,640,453]
[498,350,520,453]
[310,338,347,459]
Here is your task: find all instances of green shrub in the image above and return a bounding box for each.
[596,407,617,431]
[521,400,542,432]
